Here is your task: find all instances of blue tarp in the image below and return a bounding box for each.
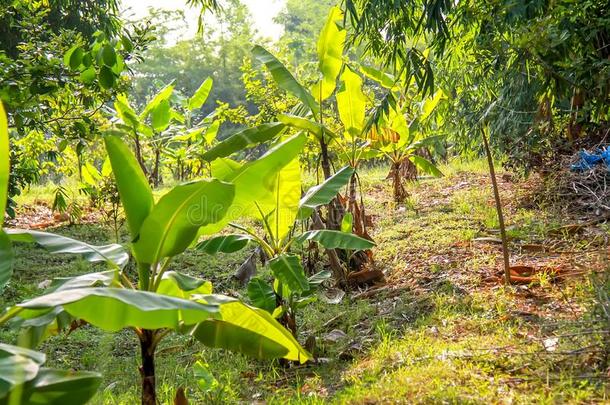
[570,149,610,172]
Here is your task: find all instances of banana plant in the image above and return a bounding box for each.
[112,78,220,186]
[253,7,378,244]
[0,101,103,405]
[252,5,345,183]
[0,131,311,404]
[197,160,374,335]
[362,66,445,202]
[252,7,378,279]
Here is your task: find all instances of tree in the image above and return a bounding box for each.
[0,0,120,57]
[0,1,153,217]
[343,0,453,97]
[439,0,610,173]
[274,0,336,65]
[130,0,257,121]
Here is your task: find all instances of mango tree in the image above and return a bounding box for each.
[0,131,310,404]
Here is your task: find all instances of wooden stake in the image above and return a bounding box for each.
[481,127,511,284]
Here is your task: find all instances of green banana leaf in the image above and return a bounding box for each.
[190,297,310,363]
[198,134,306,236]
[247,278,276,313]
[337,66,366,139]
[114,94,140,130]
[156,271,213,299]
[19,368,101,405]
[409,155,443,177]
[104,135,153,237]
[268,254,309,294]
[150,99,172,132]
[140,83,174,120]
[0,343,101,405]
[0,101,9,220]
[298,165,354,219]
[200,123,285,162]
[294,230,375,250]
[0,102,11,292]
[15,287,220,332]
[312,6,346,102]
[133,179,234,265]
[0,231,13,293]
[265,156,301,243]
[277,114,323,139]
[5,229,128,270]
[196,234,253,255]
[252,46,319,118]
[188,77,213,111]
[210,157,241,179]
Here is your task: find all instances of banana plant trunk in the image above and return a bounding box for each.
[139,329,157,405]
[318,136,332,180]
[133,132,149,178]
[390,160,407,203]
[318,136,344,226]
[348,173,369,238]
[152,148,161,188]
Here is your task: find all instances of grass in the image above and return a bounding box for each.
[2,159,610,404]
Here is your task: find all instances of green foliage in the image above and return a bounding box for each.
[313,6,346,102]
[269,254,310,295]
[0,102,7,219]
[132,179,234,265]
[439,0,610,173]
[298,166,354,219]
[344,0,452,96]
[200,123,286,162]
[0,343,101,405]
[1,125,312,403]
[130,1,254,119]
[274,0,336,64]
[294,230,375,250]
[252,45,320,118]
[0,102,12,292]
[196,234,253,255]
[5,229,128,270]
[104,136,153,236]
[0,2,153,217]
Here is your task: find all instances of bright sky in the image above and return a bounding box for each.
[120,0,285,42]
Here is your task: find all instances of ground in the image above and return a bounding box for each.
[2,159,609,404]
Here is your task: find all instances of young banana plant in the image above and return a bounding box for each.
[197,162,374,336]
[370,106,444,202]
[0,127,310,404]
[112,77,220,185]
[252,7,380,244]
[362,68,445,203]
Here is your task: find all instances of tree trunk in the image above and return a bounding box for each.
[318,136,332,179]
[390,161,407,203]
[139,329,157,405]
[152,148,161,188]
[133,133,148,177]
[481,127,511,284]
